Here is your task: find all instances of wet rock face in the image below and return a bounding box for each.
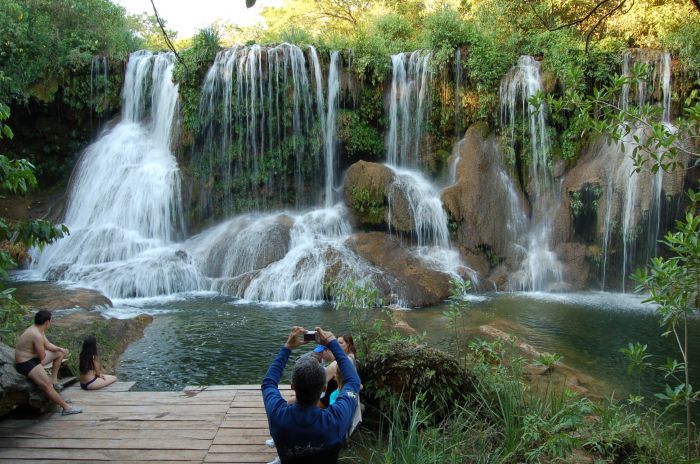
[343,161,393,227]
[0,342,52,416]
[441,123,528,266]
[12,281,113,312]
[346,232,451,307]
[555,242,593,291]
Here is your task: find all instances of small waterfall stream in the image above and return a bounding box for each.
[386,51,433,167]
[500,55,564,291]
[385,52,472,282]
[600,50,673,290]
[324,51,340,207]
[197,44,322,214]
[90,55,109,131]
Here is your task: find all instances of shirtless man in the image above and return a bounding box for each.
[14,310,82,415]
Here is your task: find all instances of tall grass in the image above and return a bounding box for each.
[345,337,687,463]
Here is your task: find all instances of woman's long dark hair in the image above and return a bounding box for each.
[340,333,356,357]
[79,336,98,375]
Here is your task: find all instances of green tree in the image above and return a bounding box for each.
[127,13,178,51]
[0,103,68,341]
[0,0,138,105]
[545,61,699,462]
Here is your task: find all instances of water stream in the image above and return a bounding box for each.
[500,56,564,291]
[33,51,205,298]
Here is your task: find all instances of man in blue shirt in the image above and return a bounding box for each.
[262,326,361,463]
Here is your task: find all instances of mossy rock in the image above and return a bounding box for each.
[358,341,476,422]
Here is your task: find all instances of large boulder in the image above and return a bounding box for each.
[0,342,52,415]
[441,123,529,263]
[555,242,595,290]
[346,232,452,307]
[343,161,394,227]
[12,282,112,312]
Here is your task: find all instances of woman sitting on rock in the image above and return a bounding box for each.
[79,336,117,390]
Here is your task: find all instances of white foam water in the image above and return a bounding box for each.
[33,51,208,298]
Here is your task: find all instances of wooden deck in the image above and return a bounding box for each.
[0,382,292,463]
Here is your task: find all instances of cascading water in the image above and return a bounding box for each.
[600,50,674,290]
[500,55,564,291]
[34,51,207,298]
[90,55,109,131]
[384,52,473,282]
[386,51,432,168]
[387,166,450,249]
[324,51,340,207]
[197,44,323,215]
[186,205,374,303]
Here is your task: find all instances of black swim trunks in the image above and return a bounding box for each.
[15,357,41,376]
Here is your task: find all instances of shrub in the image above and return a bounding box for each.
[359,341,476,422]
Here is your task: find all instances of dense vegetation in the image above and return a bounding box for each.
[0,0,699,461]
[170,0,700,222]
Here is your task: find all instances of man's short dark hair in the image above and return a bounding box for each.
[292,357,326,406]
[34,310,52,325]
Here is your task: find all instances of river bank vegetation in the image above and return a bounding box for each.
[0,0,699,462]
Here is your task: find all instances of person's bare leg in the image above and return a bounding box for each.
[41,350,63,384]
[87,375,117,390]
[27,365,70,410]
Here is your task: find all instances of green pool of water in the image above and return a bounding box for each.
[113,291,699,401]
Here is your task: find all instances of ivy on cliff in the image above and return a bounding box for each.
[173,28,222,140]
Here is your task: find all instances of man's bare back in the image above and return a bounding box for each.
[15,325,44,364]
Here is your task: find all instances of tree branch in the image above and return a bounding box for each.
[149,0,188,77]
[585,0,628,54]
[548,0,612,32]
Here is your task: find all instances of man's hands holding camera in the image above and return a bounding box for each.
[284,326,336,350]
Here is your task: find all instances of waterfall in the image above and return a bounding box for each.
[648,51,673,258]
[187,206,372,303]
[500,55,564,291]
[197,44,323,214]
[34,51,207,298]
[386,51,433,167]
[387,166,450,249]
[90,55,109,132]
[324,52,340,207]
[600,50,673,290]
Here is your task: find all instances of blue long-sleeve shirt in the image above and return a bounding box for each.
[261,339,361,461]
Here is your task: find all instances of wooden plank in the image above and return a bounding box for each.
[47,413,226,421]
[213,436,274,445]
[209,444,276,453]
[45,404,230,414]
[0,420,221,430]
[184,385,290,391]
[219,420,270,429]
[204,452,277,463]
[68,391,235,404]
[0,461,202,464]
[211,429,272,439]
[0,428,216,440]
[0,437,211,450]
[0,448,207,461]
